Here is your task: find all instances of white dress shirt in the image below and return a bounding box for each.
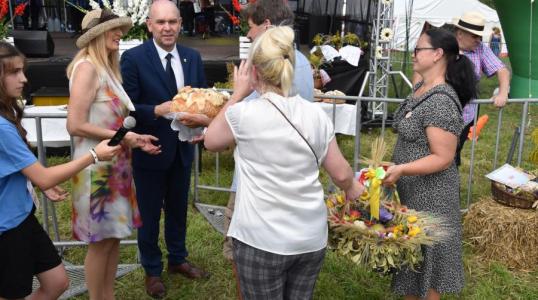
[153,39,185,90]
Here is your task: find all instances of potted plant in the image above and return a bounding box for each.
[309,32,366,89]
[0,0,28,45]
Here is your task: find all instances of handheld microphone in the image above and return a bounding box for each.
[108,116,136,146]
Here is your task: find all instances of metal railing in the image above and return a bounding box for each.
[193,93,537,226]
[23,111,139,298]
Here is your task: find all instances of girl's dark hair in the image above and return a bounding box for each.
[424,28,478,106]
[0,42,29,145]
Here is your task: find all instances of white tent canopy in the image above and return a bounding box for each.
[392,0,507,54]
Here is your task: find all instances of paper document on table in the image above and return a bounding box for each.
[319,45,340,62]
[339,45,362,67]
[485,164,532,189]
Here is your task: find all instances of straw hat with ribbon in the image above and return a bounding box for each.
[76,9,133,49]
[453,11,486,37]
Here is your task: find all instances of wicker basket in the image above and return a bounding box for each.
[491,181,536,209]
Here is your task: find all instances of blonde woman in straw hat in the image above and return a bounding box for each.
[66,8,161,299]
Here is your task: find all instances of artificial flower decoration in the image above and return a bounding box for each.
[382,0,393,5]
[380,27,393,42]
[375,46,383,59]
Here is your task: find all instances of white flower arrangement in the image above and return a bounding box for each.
[375,46,383,59]
[382,0,393,5]
[89,0,150,40]
[380,28,393,42]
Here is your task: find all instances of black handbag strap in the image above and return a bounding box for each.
[265,98,319,166]
[407,90,462,114]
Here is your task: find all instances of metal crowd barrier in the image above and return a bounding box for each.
[23,111,139,299]
[193,93,537,232]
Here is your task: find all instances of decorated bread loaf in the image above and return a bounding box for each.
[171,86,229,118]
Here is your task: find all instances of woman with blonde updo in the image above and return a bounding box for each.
[204,26,364,299]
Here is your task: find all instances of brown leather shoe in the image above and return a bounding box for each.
[168,262,210,279]
[144,276,166,299]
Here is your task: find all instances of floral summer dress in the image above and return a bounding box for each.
[70,58,142,243]
[390,83,464,297]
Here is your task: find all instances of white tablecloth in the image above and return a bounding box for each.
[318,102,357,136]
[22,105,70,147]
[20,103,357,148]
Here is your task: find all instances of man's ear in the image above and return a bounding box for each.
[146,19,153,32]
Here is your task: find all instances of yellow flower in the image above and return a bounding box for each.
[360,189,370,200]
[326,199,334,208]
[407,216,418,224]
[408,226,421,237]
[336,194,345,204]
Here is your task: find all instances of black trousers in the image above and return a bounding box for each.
[180,1,195,34]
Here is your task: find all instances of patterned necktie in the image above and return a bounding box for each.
[165,53,177,91]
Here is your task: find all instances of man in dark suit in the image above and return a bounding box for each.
[120,0,209,298]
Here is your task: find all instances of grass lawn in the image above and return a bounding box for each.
[38,59,537,299]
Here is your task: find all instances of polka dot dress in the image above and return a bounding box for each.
[390,83,465,298]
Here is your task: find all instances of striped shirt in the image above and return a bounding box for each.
[462,42,505,124]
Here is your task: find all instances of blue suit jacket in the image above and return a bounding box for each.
[120,40,207,170]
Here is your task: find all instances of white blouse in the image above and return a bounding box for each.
[225,92,335,255]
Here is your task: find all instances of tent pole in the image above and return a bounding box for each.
[8,0,13,28]
[341,0,347,37]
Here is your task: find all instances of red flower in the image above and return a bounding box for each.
[232,0,241,13]
[230,15,240,26]
[14,2,28,17]
[0,0,8,20]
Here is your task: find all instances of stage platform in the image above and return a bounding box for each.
[23,32,243,102]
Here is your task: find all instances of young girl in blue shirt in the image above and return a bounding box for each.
[0,42,121,300]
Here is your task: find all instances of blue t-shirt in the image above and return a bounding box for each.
[0,116,37,233]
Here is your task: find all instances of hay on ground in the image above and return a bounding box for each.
[464,197,538,271]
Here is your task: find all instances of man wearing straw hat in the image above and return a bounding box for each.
[120,0,209,298]
[452,11,511,166]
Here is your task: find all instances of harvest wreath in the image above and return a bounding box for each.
[326,138,449,274]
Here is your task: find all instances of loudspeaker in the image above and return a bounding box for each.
[295,13,310,44]
[294,13,330,46]
[12,30,55,58]
[307,15,329,46]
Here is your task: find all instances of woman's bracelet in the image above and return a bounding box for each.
[89,148,99,164]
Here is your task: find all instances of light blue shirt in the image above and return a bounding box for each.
[230,49,314,191]
[243,49,314,102]
[0,116,37,233]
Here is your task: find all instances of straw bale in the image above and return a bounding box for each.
[463,197,538,270]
